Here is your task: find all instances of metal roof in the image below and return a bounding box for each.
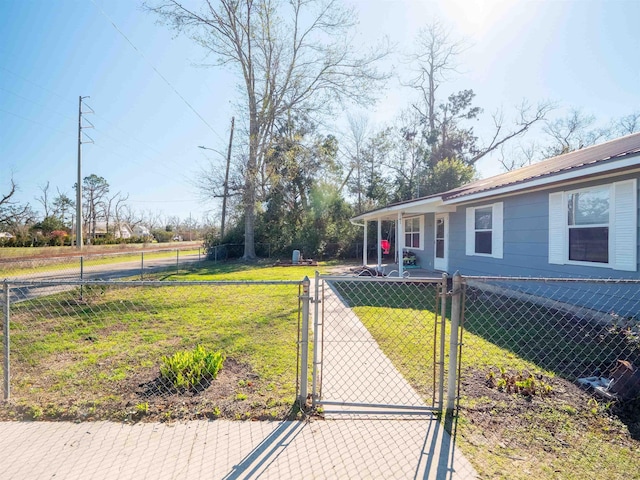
[441,131,640,201]
[352,132,640,221]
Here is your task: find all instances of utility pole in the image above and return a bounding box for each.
[75,96,94,250]
[221,117,234,240]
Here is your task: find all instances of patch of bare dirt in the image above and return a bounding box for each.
[0,358,299,423]
[459,368,640,450]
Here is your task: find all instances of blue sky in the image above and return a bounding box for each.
[1,0,639,226]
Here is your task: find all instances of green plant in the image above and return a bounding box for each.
[487,368,553,397]
[160,345,225,392]
[135,402,149,414]
[236,393,248,401]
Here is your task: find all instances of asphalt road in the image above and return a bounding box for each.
[2,253,203,303]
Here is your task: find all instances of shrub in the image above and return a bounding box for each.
[160,346,225,392]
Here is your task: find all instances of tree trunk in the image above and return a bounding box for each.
[243,113,259,261]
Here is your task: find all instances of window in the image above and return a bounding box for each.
[567,186,609,263]
[548,179,637,271]
[404,216,423,249]
[474,207,493,254]
[466,203,503,258]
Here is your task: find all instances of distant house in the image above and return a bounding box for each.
[93,222,133,240]
[352,132,640,315]
[132,225,152,238]
[0,232,14,240]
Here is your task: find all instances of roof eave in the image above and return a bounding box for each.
[442,154,640,205]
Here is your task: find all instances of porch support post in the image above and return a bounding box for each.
[397,212,404,277]
[362,220,368,266]
[376,219,382,270]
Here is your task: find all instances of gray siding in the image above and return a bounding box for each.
[447,173,640,279]
[444,173,640,316]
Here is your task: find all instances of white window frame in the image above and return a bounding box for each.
[548,179,637,271]
[465,202,503,259]
[403,216,424,250]
[567,184,610,265]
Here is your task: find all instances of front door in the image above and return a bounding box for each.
[434,213,448,272]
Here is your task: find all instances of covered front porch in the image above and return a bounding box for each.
[350,195,456,278]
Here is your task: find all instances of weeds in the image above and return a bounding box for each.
[160,345,225,392]
[486,368,553,396]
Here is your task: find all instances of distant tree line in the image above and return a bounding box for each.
[0,174,208,248]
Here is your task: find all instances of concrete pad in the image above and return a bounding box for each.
[0,418,477,479]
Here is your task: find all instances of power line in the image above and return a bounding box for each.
[0,66,76,108]
[90,0,226,146]
[0,107,69,136]
[0,67,174,164]
[0,86,77,123]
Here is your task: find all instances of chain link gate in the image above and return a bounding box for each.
[310,273,456,417]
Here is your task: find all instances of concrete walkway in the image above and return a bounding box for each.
[318,278,430,415]
[0,276,477,479]
[0,416,476,479]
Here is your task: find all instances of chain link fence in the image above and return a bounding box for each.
[457,276,640,479]
[312,275,447,416]
[0,278,305,423]
[0,246,205,281]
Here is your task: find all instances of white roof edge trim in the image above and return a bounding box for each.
[442,154,640,205]
[351,197,444,221]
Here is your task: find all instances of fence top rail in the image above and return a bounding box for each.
[0,246,201,264]
[2,279,304,287]
[319,274,443,284]
[465,276,640,284]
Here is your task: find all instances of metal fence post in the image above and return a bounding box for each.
[176,249,179,274]
[438,273,448,410]
[447,272,462,413]
[299,276,311,406]
[141,252,144,280]
[3,281,10,401]
[80,256,84,301]
[311,271,321,407]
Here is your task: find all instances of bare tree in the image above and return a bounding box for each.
[384,108,427,200]
[340,114,370,210]
[119,205,143,228]
[470,100,555,165]
[498,141,539,171]
[147,0,389,259]
[406,21,552,166]
[113,193,129,233]
[543,108,610,156]
[36,181,51,219]
[103,191,128,237]
[406,21,464,136]
[1,178,34,228]
[612,111,640,136]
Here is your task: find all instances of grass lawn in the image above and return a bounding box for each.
[2,261,327,422]
[332,279,640,480]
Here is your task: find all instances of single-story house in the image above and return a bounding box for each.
[93,222,133,239]
[133,225,152,238]
[0,232,14,239]
[352,131,640,316]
